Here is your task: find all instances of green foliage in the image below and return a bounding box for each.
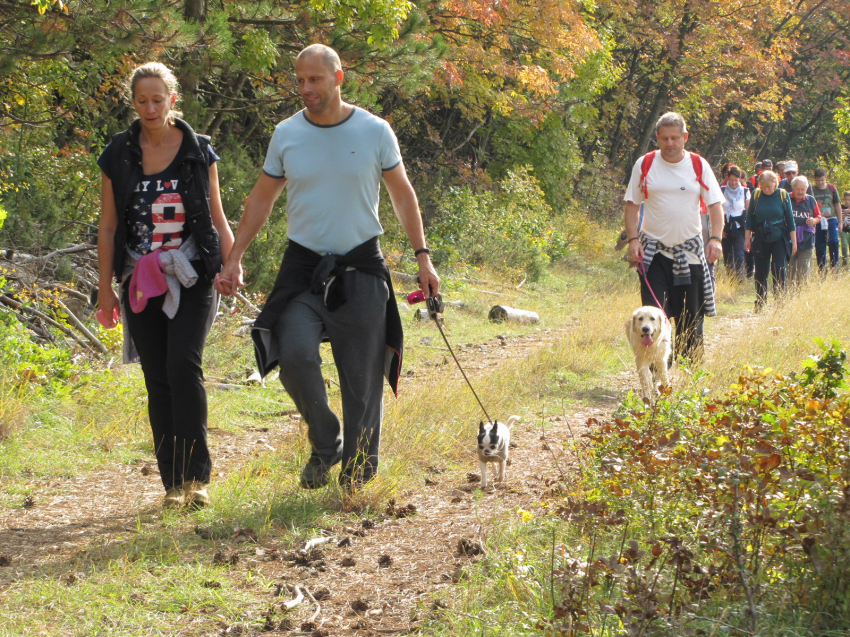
[0,142,101,249]
[0,303,75,391]
[427,167,571,280]
[240,30,278,76]
[0,203,6,230]
[799,338,848,399]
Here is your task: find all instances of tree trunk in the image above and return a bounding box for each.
[756,121,776,161]
[703,108,732,164]
[184,0,206,22]
[633,66,672,169]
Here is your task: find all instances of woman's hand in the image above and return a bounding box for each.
[97,286,121,328]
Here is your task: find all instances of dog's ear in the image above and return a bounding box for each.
[479,421,485,434]
[632,314,638,334]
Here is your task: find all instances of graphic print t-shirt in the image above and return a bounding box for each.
[98,131,219,255]
[126,162,188,253]
[811,184,841,219]
[790,194,820,251]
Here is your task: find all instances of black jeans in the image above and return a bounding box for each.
[723,223,746,279]
[123,278,214,491]
[640,253,706,362]
[752,238,787,308]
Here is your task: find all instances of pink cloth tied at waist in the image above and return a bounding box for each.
[127,241,198,317]
[128,250,169,313]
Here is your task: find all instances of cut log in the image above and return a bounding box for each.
[488,305,540,324]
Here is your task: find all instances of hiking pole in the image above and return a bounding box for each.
[409,291,494,424]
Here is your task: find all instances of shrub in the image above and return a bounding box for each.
[426,167,573,281]
[535,339,850,635]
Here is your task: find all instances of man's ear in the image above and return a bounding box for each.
[335,69,344,87]
[683,131,690,143]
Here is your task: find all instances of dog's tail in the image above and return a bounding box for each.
[504,415,520,430]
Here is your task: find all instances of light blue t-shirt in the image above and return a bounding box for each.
[262,106,402,255]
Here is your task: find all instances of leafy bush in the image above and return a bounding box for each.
[0,275,81,390]
[535,339,850,635]
[426,167,573,281]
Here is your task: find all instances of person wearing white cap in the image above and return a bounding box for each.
[779,161,813,195]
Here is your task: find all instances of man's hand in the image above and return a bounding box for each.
[806,217,816,226]
[706,238,723,263]
[215,260,244,297]
[627,239,644,265]
[417,255,440,297]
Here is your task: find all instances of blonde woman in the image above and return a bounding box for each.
[97,63,234,509]
[744,171,796,309]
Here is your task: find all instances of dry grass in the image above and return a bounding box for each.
[0,376,28,440]
[703,271,850,386]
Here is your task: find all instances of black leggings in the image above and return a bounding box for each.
[123,279,214,490]
[752,238,787,307]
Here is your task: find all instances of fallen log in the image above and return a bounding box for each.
[234,291,260,314]
[55,299,109,357]
[488,305,540,324]
[15,243,96,265]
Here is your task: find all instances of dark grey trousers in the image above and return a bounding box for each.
[272,269,388,482]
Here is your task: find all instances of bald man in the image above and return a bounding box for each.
[217,44,439,490]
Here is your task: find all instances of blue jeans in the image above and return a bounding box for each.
[815,217,839,271]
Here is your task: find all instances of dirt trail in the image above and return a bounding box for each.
[0,315,743,635]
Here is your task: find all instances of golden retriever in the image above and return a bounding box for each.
[626,306,672,399]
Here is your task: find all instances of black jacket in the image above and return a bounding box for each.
[104,118,222,282]
[252,237,404,395]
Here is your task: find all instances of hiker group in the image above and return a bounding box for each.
[623,111,848,366]
[721,159,848,300]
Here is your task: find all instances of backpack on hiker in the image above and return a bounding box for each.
[638,150,708,214]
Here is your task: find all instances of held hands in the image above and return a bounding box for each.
[214,259,244,297]
[806,217,817,226]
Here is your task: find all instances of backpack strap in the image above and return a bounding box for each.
[639,151,657,199]
[690,152,708,214]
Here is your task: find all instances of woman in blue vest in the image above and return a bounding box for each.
[96,63,234,510]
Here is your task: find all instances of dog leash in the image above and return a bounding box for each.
[636,256,672,329]
[419,294,494,425]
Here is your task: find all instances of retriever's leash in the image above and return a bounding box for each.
[636,256,672,329]
[420,294,494,425]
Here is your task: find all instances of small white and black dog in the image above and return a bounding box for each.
[477,416,520,488]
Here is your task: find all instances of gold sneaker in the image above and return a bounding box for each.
[184,481,210,509]
[163,488,185,510]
